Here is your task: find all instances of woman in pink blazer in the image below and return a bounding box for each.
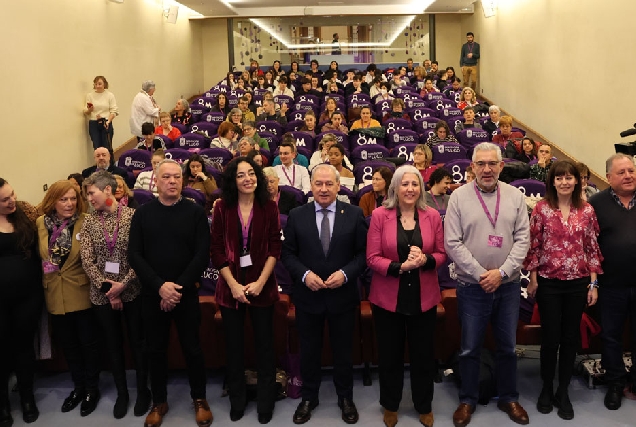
[366,165,446,427]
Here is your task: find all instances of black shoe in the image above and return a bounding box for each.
[293,399,319,424]
[134,389,152,417]
[61,390,84,413]
[0,399,12,427]
[258,411,273,424]
[338,398,359,424]
[536,383,553,414]
[114,393,129,419]
[21,396,39,424]
[553,388,573,420]
[80,390,100,417]
[604,384,623,410]
[230,408,245,422]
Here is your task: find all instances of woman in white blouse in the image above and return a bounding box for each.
[129,80,160,138]
[83,76,118,153]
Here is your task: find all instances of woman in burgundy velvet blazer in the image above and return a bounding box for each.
[210,157,282,423]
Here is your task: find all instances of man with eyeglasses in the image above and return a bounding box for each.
[444,142,530,427]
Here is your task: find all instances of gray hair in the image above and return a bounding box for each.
[178,98,190,112]
[262,166,278,179]
[239,135,256,147]
[606,153,635,174]
[156,158,181,172]
[472,142,502,162]
[311,164,340,183]
[488,105,501,113]
[83,170,117,194]
[141,80,156,92]
[383,165,428,210]
[229,107,242,117]
[243,120,256,129]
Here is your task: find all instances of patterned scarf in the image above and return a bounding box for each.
[119,195,129,207]
[44,212,79,266]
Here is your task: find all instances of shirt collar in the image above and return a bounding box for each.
[609,188,636,210]
[315,200,337,213]
[475,181,499,193]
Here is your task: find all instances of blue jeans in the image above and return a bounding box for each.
[599,286,636,385]
[88,120,114,151]
[457,281,520,406]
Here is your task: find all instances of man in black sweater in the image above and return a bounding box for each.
[589,153,636,411]
[128,159,212,427]
[81,147,128,179]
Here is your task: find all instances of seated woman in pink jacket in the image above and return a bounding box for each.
[366,165,446,427]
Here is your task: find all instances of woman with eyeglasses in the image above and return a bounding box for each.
[576,162,599,201]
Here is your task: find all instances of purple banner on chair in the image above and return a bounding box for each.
[444,159,472,184]
[351,145,390,164]
[431,142,468,164]
[287,131,316,152]
[353,161,396,185]
[387,130,419,150]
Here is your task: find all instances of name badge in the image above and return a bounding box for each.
[105,261,120,274]
[239,254,253,268]
[42,260,59,274]
[487,235,503,248]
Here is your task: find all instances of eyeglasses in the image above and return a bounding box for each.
[474,161,500,169]
[581,175,590,180]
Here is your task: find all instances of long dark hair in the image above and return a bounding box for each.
[183,154,211,181]
[544,160,584,209]
[0,178,36,257]
[222,157,269,207]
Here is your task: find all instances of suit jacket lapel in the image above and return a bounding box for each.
[307,202,321,252]
[327,201,345,257]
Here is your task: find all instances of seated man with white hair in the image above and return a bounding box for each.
[81,147,128,179]
[482,105,501,137]
[130,80,160,137]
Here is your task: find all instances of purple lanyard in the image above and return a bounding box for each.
[237,205,254,250]
[100,205,122,256]
[282,165,296,187]
[148,171,156,191]
[473,182,500,229]
[467,43,474,54]
[48,220,69,256]
[429,191,442,210]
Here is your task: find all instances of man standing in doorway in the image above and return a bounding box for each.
[460,32,480,91]
[332,33,342,55]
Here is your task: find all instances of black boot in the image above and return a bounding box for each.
[0,398,12,427]
[134,388,151,417]
[113,372,129,419]
[537,382,553,414]
[20,393,39,424]
[553,387,574,420]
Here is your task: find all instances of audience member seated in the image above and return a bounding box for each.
[359,166,393,217]
[244,91,259,116]
[210,121,239,154]
[67,173,85,197]
[264,69,277,87]
[183,154,218,212]
[319,98,339,124]
[577,162,599,201]
[237,136,268,166]
[81,147,127,179]
[136,122,167,151]
[310,76,324,94]
[492,115,524,148]
[427,60,442,80]
[425,121,458,147]
[345,75,370,97]
[261,91,288,116]
[262,167,299,215]
[413,144,438,185]
[442,77,462,97]
[212,93,231,117]
[155,112,181,140]
[247,149,264,167]
[419,78,439,97]
[438,66,457,90]
[374,82,395,104]
[342,69,355,87]
[272,134,309,167]
[369,77,383,99]
[529,144,554,183]
[382,98,411,123]
[465,165,476,183]
[274,141,311,194]
[298,110,318,136]
[457,87,478,110]
[482,105,501,136]
[272,76,294,98]
[327,143,354,181]
[256,99,288,127]
[114,174,139,209]
[454,106,482,133]
[255,75,273,92]
[505,137,538,163]
[325,80,340,95]
[308,133,352,171]
[224,72,237,89]
[321,111,349,135]
[237,96,256,122]
[242,120,269,150]
[424,168,452,211]
[295,77,322,100]
[309,59,322,77]
[134,149,165,195]
[411,66,426,89]
[226,107,244,134]
[390,73,407,91]
[350,106,382,130]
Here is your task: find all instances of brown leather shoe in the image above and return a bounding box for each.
[419,411,434,427]
[193,399,213,427]
[452,403,475,427]
[383,409,398,427]
[144,402,169,427]
[497,401,529,425]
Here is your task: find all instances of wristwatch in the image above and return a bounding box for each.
[499,269,508,280]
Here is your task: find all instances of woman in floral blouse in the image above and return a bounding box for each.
[523,160,603,421]
[80,171,149,419]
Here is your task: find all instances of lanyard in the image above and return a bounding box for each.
[429,191,442,210]
[282,165,296,187]
[467,42,474,54]
[100,204,122,256]
[148,171,156,191]
[473,182,500,229]
[48,220,69,256]
[237,205,254,250]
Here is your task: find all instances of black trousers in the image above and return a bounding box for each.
[51,308,101,393]
[143,293,206,403]
[373,304,437,414]
[0,282,43,400]
[536,276,588,387]
[220,304,276,414]
[599,286,636,385]
[296,307,355,401]
[93,298,148,396]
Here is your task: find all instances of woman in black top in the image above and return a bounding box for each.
[0,178,43,425]
[212,93,231,118]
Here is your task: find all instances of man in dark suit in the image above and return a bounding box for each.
[81,147,128,179]
[282,164,368,425]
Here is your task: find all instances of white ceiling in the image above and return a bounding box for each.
[180,0,476,18]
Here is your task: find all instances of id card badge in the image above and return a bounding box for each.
[487,234,503,248]
[105,261,120,274]
[42,260,59,274]
[240,254,253,268]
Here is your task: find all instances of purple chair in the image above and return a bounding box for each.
[444,159,473,184]
[456,128,491,148]
[182,187,207,207]
[346,93,371,105]
[375,100,392,117]
[174,132,208,150]
[273,95,294,108]
[394,86,414,97]
[429,100,457,112]
[165,148,192,164]
[172,123,187,134]
[291,101,318,117]
[431,142,468,165]
[339,186,358,205]
[278,185,306,205]
[254,88,270,97]
[348,100,371,111]
[357,184,373,205]
[226,95,239,109]
[386,130,419,150]
[409,108,439,122]
[351,145,390,165]
[325,93,344,105]
[258,131,280,153]
[385,118,413,134]
[353,161,396,186]
[209,84,230,93]
[446,117,464,135]
[198,148,234,169]
[200,112,225,125]
[509,179,547,197]
[199,259,219,296]
[294,94,319,105]
[118,149,152,187]
[288,131,316,153]
[445,90,462,104]
[441,107,463,120]
[288,110,307,123]
[391,143,418,163]
[423,92,445,103]
[349,130,386,148]
[156,134,174,149]
[257,121,283,137]
[512,127,527,136]
[132,189,155,206]
[189,122,219,138]
[414,117,440,136]
[316,131,350,152]
[190,103,211,123]
[285,120,305,132]
[404,97,427,110]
